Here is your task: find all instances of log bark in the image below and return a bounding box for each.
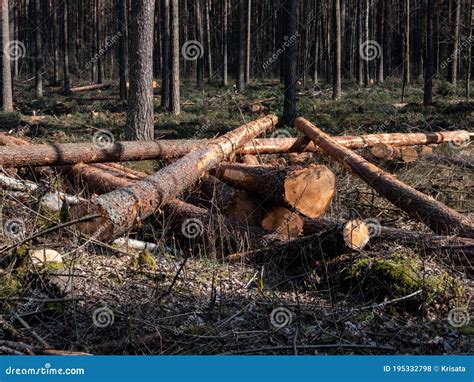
[214,163,336,219]
[294,117,474,238]
[370,143,418,163]
[0,130,470,168]
[67,163,272,252]
[69,115,279,241]
[227,219,370,265]
[68,83,112,93]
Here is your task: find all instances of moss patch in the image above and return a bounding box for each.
[344,252,465,310]
[0,273,22,298]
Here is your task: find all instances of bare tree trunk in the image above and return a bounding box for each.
[117,0,128,101]
[205,0,213,81]
[160,0,170,108]
[62,0,71,93]
[424,0,436,105]
[125,0,155,140]
[0,0,13,111]
[195,0,204,88]
[282,0,297,123]
[169,0,180,115]
[376,0,384,83]
[404,0,411,85]
[96,0,104,84]
[52,0,59,85]
[357,0,364,86]
[451,0,461,85]
[222,0,228,85]
[237,0,246,92]
[332,0,342,99]
[245,0,251,84]
[466,0,473,98]
[34,0,43,98]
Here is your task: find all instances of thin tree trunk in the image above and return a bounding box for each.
[34,0,43,98]
[205,0,213,81]
[332,0,342,99]
[451,0,461,85]
[245,0,251,84]
[237,0,246,92]
[195,0,204,88]
[282,0,297,123]
[169,0,180,115]
[62,0,71,93]
[118,0,128,101]
[466,0,473,98]
[161,0,170,108]
[424,0,435,105]
[0,0,13,111]
[222,0,228,86]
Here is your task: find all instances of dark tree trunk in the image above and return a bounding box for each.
[245,0,251,84]
[332,0,342,99]
[237,0,246,92]
[125,0,156,140]
[424,0,436,105]
[161,0,170,108]
[466,0,473,97]
[62,0,71,93]
[195,0,204,88]
[222,0,228,85]
[169,0,180,115]
[117,0,128,101]
[34,0,43,98]
[450,0,461,85]
[282,0,297,123]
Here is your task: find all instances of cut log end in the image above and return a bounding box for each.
[284,164,336,219]
[342,220,370,251]
[261,207,303,239]
[224,190,259,224]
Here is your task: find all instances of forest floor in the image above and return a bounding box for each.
[0,78,473,355]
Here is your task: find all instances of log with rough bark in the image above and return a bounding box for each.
[261,206,303,239]
[198,175,260,224]
[67,163,273,252]
[0,130,470,168]
[227,219,370,265]
[370,143,418,163]
[69,115,279,241]
[214,163,336,219]
[294,117,474,238]
[68,83,112,93]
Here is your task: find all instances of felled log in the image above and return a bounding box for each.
[69,83,112,93]
[303,217,473,267]
[227,220,370,265]
[69,115,279,241]
[370,144,418,163]
[0,130,470,168]
[261,206,303,239]
[198,175,260,224]
[294,117,474,238]
[0,133,30,146]
[214,163,335,219]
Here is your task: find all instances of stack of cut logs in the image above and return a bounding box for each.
[0,115,472,269]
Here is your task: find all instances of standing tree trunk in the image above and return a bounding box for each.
[96,0,104,84]
[62,0,71,93]
[195,0,204,88]
[357,0,364,86]
[282,0,297,123]
[0,0,12,111]
[451,0,461,85]
[52,0,59,85]
[125,0,155,140]
[376,0,384,83]
[245,0,251,84]
[169,0,180,115]
[237,0,246,92]
[117,0,128,101]
[466,0,473,98]
[205,0,213,81]
[34,0,43,98]
[404,0,411,85]
[364,0,370,85]
[222,0,228,86]
[424,0,436,105]
[332,0,342,99]
[160,0,170,108]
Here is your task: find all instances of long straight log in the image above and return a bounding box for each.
[69,115,279,241]
[68,83,112,93]
[214,163,336,219]
[294,117,474,238]
[0,130,470,168]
